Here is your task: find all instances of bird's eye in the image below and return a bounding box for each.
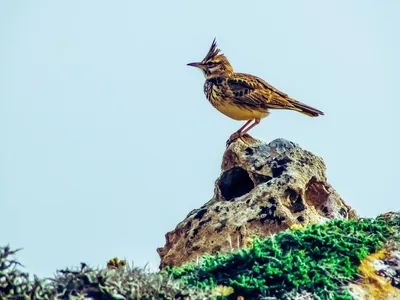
[206,62,216,68]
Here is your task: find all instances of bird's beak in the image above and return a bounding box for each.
[187,62,205,69]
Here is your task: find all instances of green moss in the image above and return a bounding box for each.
[168,218,395,299]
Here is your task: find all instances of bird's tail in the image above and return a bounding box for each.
[287,97,324,117]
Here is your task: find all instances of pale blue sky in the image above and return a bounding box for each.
[1,1,399,278]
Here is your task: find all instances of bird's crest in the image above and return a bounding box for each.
[202,38,221,63]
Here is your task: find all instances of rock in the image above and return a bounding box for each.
[349,247,400,299]
[349,212,400,299]
[157,135,357,269]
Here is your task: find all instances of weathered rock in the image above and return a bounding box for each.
[348,212,400,300]
[349,247,400,299]
[157,135,357,269]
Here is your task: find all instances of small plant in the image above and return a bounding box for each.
[107,257,127,270]
[0,246,212,299]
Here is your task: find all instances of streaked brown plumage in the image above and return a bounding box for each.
[187,39,324,141]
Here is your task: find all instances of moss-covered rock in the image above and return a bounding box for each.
[168,213,400,299]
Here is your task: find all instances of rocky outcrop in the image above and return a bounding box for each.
[157,135,357,269]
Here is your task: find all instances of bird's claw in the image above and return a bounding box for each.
[226,131,248,147]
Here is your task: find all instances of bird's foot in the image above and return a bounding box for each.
[226,131,248,147]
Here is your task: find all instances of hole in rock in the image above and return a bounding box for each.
[271,157,291,178]
[272,166,285,178]
[219,167,254,201]
[285,188,298,202]
[284,188,306,213]
[339,208,347,217]
[305,177,330,208]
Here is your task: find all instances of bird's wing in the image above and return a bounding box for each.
[228,73,295,110]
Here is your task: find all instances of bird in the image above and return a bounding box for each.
[187,39,324,143]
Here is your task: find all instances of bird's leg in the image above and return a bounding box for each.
[228,120,253,143]
[237,120,253,134]
[227,119,256,145]
[241,118,261,135]
[238,119,260,144]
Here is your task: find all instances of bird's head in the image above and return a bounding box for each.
[187,39,233,79]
